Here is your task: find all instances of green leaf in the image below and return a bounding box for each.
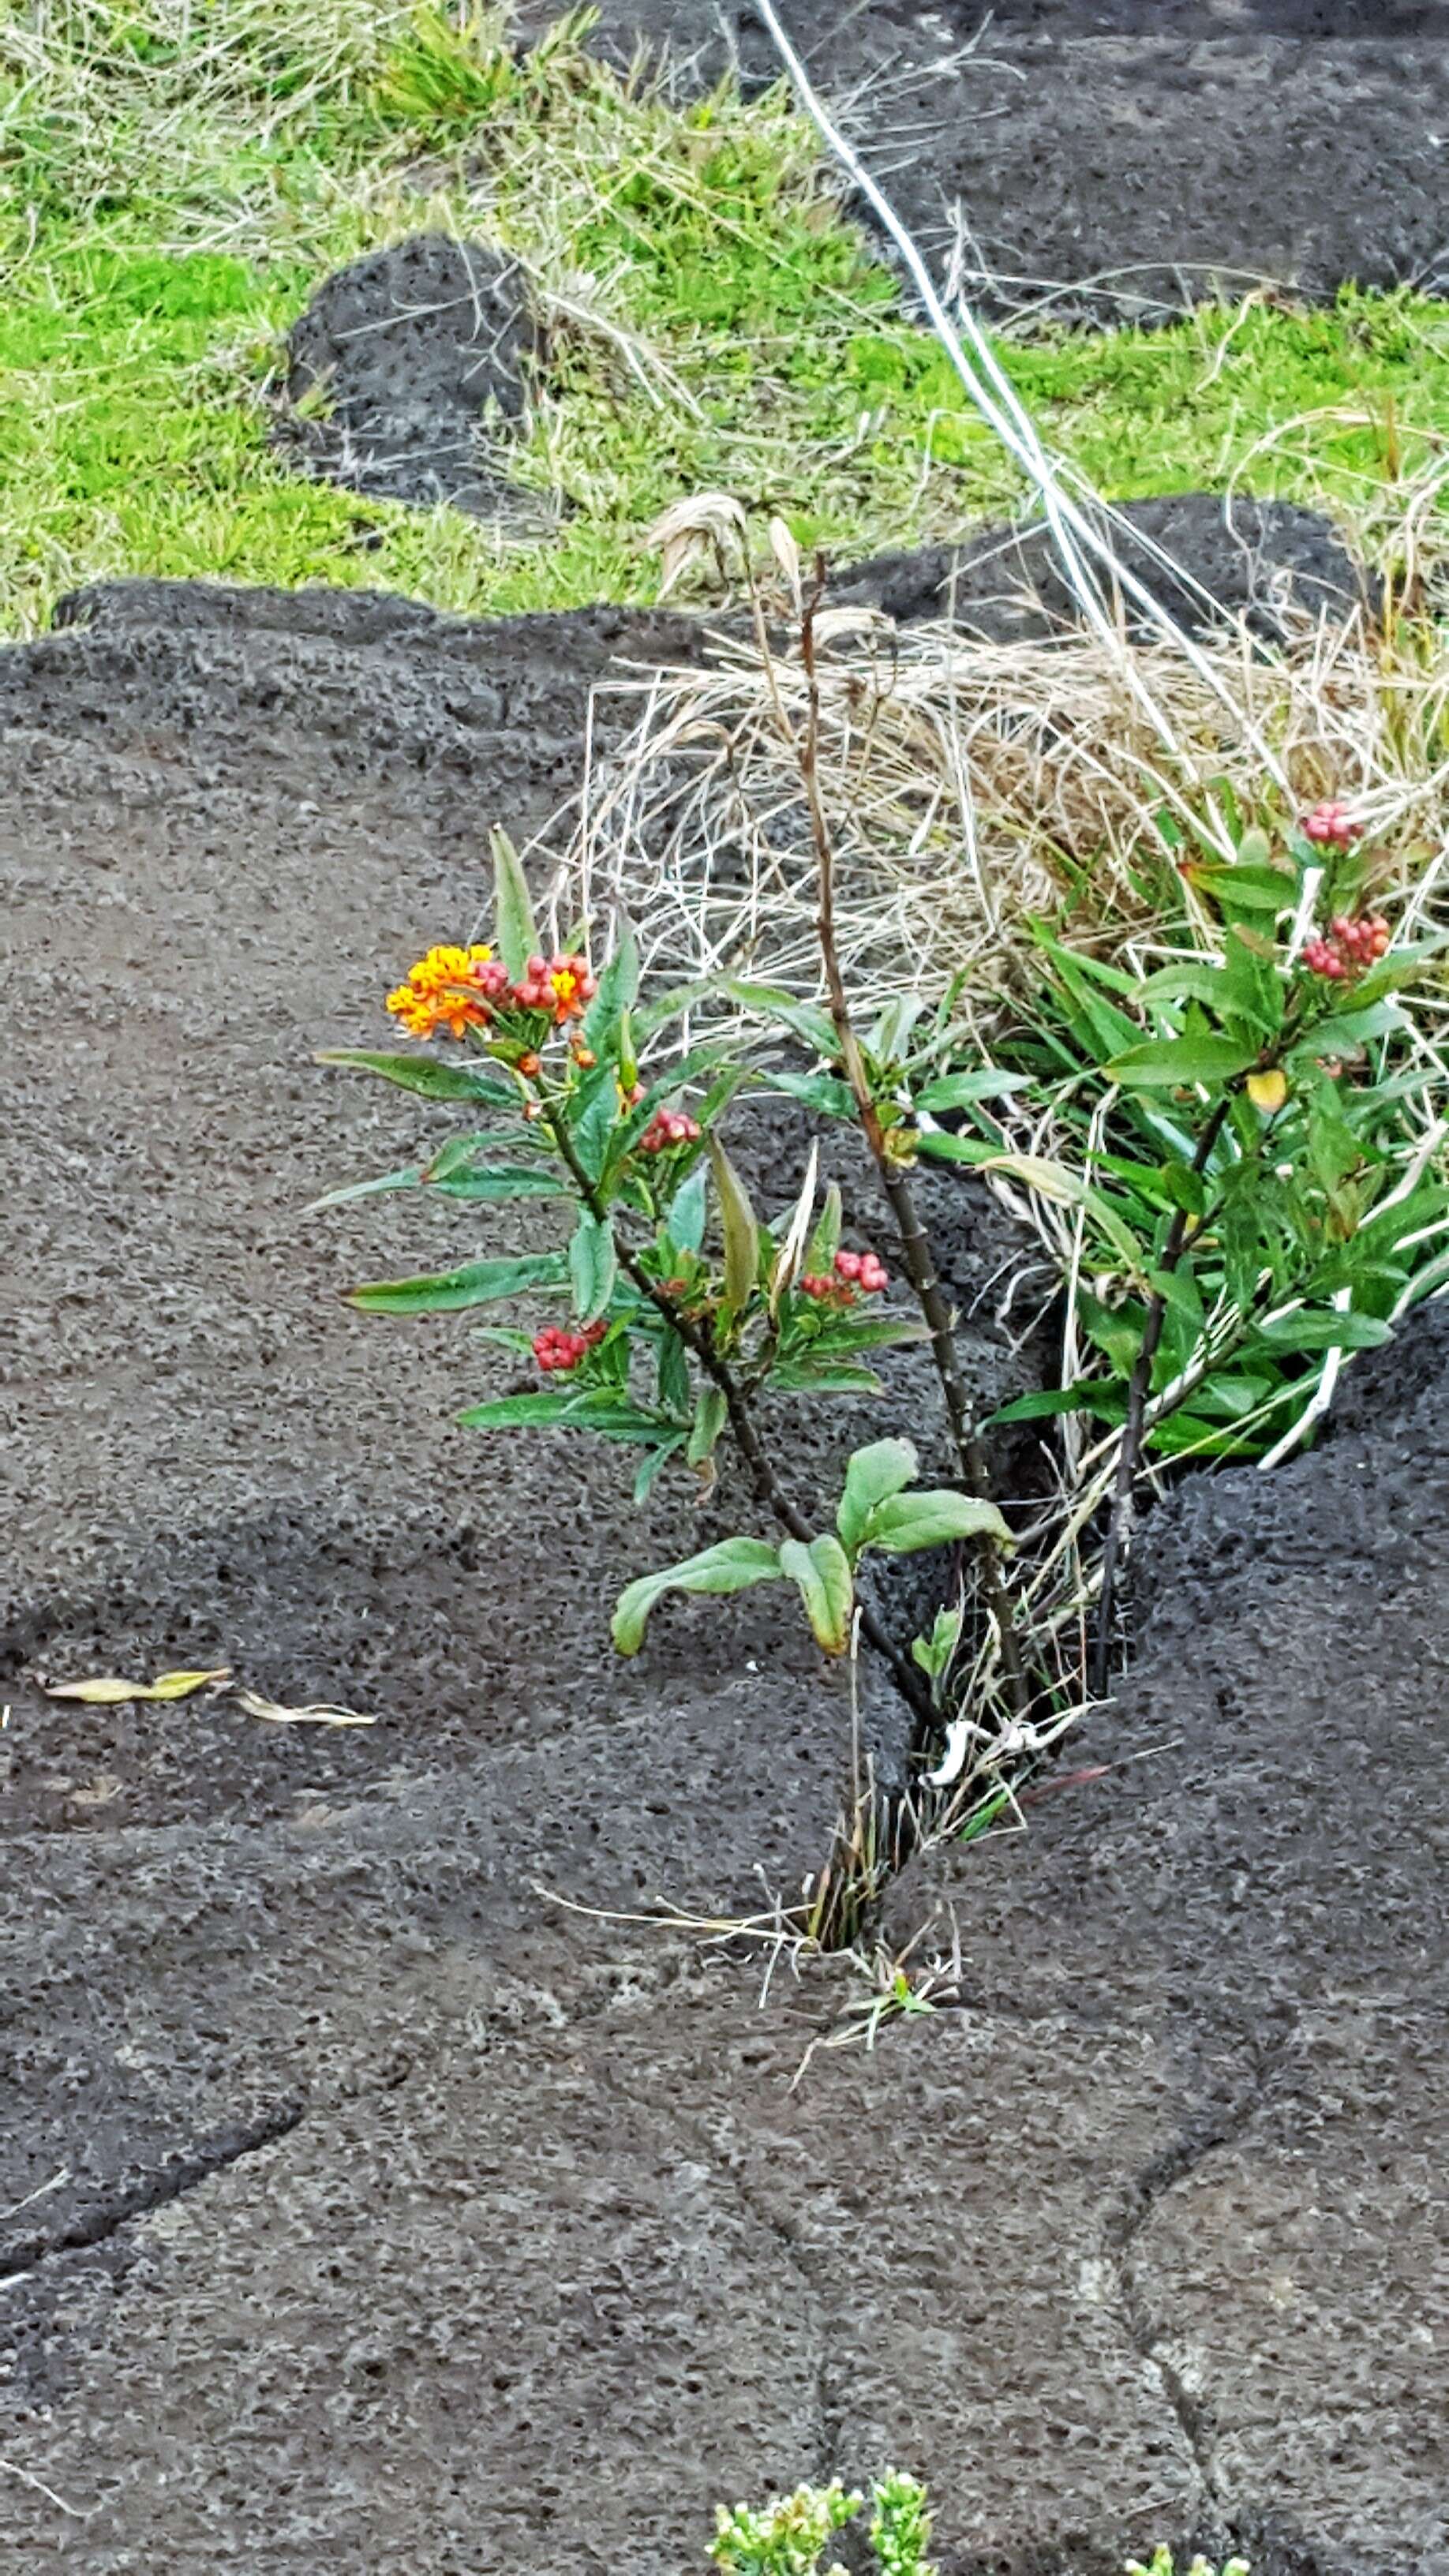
[1252,1309,1393,1352]
[987,1385,1105,1424]
[767,1361,882,1392]
[913,1070,1029,1112]
[308,1164,423,1211]
[805,1181,843,1274]
[687,1383,728,1466]
[1106,1033,1260,1088]
[611,1538,784,1656]
[632,1436,686,1503]
[568,1210,616,1324]
[346,1251,567,1314]
[724,979,838,1058]
[859,1491,1013,1555]
[429,1165,565,1203]
[316,1048,514,1105]
[710,1136,760,1312]
[912,1602,964,1682]
[457,1390,577,1429]
[803,1316,931,1355]
[665,1163,709,1253]
[571,1059,622,1184]
[769,1067,857,1121]
[777,1534,855,1657]
[656,1328,691,1417]
[585,914,639,1048]
[835,1437,919,1556]
[490,824,539,982]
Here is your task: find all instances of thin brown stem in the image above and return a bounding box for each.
[1089,1089,1234,1698]
[797,597,1031,1720]
[543,1103,936,1723]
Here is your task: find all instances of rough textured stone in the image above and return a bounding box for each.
[282,234,539,515]
[2,579,1446,2575]
[835,494,1376,644]
[515,0,1449,317]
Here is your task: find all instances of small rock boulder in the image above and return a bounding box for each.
[283,233,538,515]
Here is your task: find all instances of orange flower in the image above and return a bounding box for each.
[386,943,502,1040]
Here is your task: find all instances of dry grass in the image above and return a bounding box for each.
[559,557,1449,1026]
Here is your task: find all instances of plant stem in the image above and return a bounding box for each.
[796,599,1031,1720]
[1090,1090,1234,1698]
[543,1103,937,1724]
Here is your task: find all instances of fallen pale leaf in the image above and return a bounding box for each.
[41,1667,231,1705]
[231,1689,376,1728]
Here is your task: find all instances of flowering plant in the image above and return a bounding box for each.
[321,828,1009,1722]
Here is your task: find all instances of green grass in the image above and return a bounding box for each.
[0,0,1445,636]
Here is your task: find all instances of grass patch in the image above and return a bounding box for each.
[0,0,1446,635]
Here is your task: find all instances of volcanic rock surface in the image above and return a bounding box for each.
[2,577,1446,2574]
[514,0,1449,316]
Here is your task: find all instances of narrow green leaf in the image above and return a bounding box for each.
[665,1163,708,1254]
[777,1533,855,1657]
[568,1210,617,1324]
[769,1067,858,1121]
[912,1070,1029,1112]
[611,1538,783,1656]
[768,1361,882,1392]
[632,1436,686,1503]
[346,1251,567,1314]
[805,1181,843,1274]
[687,1384,728,1466]
[860,1490,1013,1555]
[457,1390,577,1430]
[429,1166,565,1203]
[490,824,540,982]
[585,913,639,1047]
[987,1385,1105,1424]
[308,1165,423,1212]
[316,1048,513,1105]
[836,1437,919,1557]
[1106,1034,1260,1088]
[656,1328,691,1417]
[1252,1309,1393,1352]
[710,1136,760,1312]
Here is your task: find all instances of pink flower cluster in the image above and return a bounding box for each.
[639,1107,702,1155]
[800,1248,889,1305]
[1301,912,1391,981]
[1300,802,1365,850]
[534,1320,606,1374]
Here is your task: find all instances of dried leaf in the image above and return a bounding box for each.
[231,1689,376,1728]
[768,515,803,612]
[41,1667,231,1705]
[646,492,747,597]
[1246,1067,1288,1114]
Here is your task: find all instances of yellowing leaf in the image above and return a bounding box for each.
[42,1667,231,1705]
[231,1690,376,1728]
[1246,1067,1289,1114]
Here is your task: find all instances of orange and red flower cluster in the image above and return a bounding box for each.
[639,1106,702,1154]
[1302,913,1391,982]
[386,943,597,1042]
[800,1248,889,1305]
[533,1320,607,1374]
[1300,801,1365,851]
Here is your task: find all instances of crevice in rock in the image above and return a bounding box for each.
[1102,2027,1294,2510]
[0,2099,305,2285]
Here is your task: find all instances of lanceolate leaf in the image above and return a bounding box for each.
[859,1490,1013,1555]
[767,1361,882,1393]
[308,1165,424,1211]
[1252,1309,1393,1353]
[490,824,540,982]
[585,913,640,1048]
[777,1534,855,1657]
[429,1166,565,1202]
[457,1391,579,1430]
[346,1251,567,1314]
[1106,1033,1260,1088]
[687,1384,728,1466]
[836,1438,918,1556]
[710,1136,760,1312]
[568,1209,617,1323]
[316,1049,515,1105]
[612,1538,783,1656]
